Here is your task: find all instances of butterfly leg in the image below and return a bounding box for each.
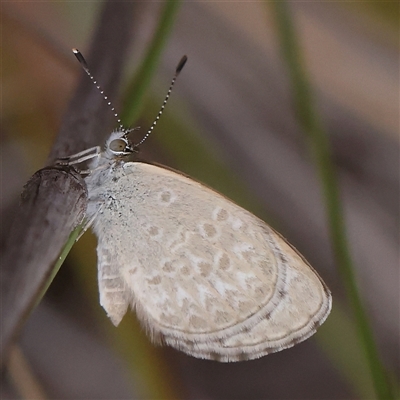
[55,146,101,166]
[75,202,105,242]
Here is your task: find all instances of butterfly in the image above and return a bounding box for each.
[57,50,331,362]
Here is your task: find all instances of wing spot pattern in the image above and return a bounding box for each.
[163,261,174,273]
[180,266,191,276]
[201,223,217,238]
[189,315,208,330]
[158,189,177,206]
[148,275,162,285]
[198,261,212,277]
[218,253,231,270]
[148,226,160,236]
[213,207,229,222]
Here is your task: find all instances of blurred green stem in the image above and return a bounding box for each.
[270,2,394,399]
[121,0,182,126]
[36,226,82,308]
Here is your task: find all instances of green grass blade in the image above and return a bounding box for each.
[270,1,395,399]
[35,225,82,308]
[121,0,183,126]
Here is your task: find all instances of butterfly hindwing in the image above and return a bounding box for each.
[90,162,331,361]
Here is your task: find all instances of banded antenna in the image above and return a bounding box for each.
[72,49,187,149]
[135,55,187,148]
[72,48,123,131]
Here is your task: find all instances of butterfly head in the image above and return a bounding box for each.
[105,129,138,160]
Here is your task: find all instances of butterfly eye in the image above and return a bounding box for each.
[109,139,129,153]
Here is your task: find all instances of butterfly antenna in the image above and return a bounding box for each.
[134,55,187,148]
[72,48,124,131]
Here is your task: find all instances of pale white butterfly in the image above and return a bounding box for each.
[58,49,331,362]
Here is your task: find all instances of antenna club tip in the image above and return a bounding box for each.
[73,48,89,71]
[176,55,188,74]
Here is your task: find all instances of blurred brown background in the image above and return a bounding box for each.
[1,2,398,399]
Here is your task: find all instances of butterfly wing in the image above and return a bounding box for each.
[90,162,331,361]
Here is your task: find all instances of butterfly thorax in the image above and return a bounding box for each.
[84,129,138,219]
